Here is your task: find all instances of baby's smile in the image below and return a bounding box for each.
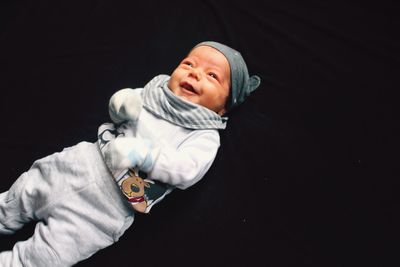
[179,81,198,95]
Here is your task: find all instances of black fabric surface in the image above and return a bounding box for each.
[0,1,398,266]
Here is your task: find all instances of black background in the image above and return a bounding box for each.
[0,1,398,266]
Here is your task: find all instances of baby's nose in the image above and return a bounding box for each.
[189,68,202,80]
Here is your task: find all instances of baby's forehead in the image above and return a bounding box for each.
[188,45,226,59]
[187,46,230,72]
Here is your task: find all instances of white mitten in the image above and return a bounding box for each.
[109,88,143,124]
[103,136,153,172]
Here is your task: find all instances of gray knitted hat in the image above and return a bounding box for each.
[194,41,261,111]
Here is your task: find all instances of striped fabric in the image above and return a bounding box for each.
[142,75,227,130]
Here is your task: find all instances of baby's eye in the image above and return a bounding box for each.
[183,61,193,67]
[208,72,218,79]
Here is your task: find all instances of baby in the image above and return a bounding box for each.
[0,41,260,266]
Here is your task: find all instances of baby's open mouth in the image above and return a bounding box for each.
[180,82,196,94]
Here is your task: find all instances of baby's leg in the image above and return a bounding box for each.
[0,169,61,264]
[0,142,135,266]
[0,143,91,234]
[0,210,133,267]
[0,172,37,234]
[0,220,63,266]
[0,191,16,234]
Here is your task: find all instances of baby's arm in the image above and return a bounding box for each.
[102,136,155,173]
[103,130,220,190]
[146,130,220,190]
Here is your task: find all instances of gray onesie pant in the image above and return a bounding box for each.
[0,142,135,267]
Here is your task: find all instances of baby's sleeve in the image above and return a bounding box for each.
[146,130,220,190]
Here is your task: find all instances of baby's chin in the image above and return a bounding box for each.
[176,93,199,105]
[168,86,198,104]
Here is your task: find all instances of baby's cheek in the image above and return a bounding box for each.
[167,78,178,93]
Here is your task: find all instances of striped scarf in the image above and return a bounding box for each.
[142,75,227,130]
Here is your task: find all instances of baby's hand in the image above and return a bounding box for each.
[103,136,153,172]
[109,89,143,124]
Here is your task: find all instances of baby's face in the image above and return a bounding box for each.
[168,45,230,115]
